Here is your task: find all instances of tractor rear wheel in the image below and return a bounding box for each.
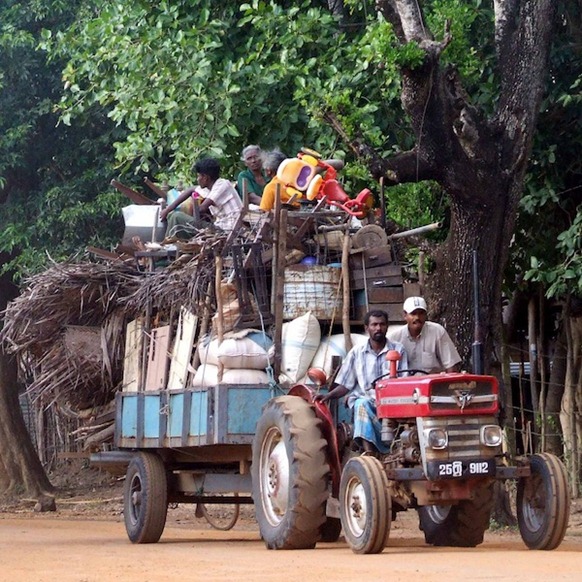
[123,452,168,544]
[517,453,570,550]
[252,396,330,549]
[339,456,391,554]
[418,481,494,547]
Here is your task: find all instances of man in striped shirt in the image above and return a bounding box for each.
[316,310,408,454]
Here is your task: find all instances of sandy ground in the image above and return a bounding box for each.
[1,470,582,582]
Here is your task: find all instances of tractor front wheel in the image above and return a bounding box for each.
[517,453,570,550]
[339,456,391,554]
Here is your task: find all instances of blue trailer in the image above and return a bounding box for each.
[91,383,276,542]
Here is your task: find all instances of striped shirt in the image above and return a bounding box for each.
[206,178,243,231]
[335,339,408,408]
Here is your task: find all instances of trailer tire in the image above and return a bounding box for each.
[418,481,494,547]
[252,396,329,549]
[339,456,391,554]
[124,452,168,544]
[517,453,570,550]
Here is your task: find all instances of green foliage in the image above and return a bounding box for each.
[3,0,578,293]
[524,209,582,297]
[0,0,123,277]
[511,1,582,300]
[48,1,341,176]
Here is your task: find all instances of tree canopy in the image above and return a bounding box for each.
[0,0,125,276]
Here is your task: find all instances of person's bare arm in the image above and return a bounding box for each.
[160,187,196,220]
[314,384,349,403]
[198,196,214,216]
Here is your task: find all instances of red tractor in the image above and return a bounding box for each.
[251,352,570,553]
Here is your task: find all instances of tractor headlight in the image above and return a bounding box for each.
[481,425,502,447]
[426,428,448,449]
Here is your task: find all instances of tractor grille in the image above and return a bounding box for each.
[419,416,500,462]
[429,379,497,412]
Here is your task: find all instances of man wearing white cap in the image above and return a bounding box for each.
[388,296,461,374]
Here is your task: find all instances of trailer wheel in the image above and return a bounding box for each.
[517,453,570,550]
[252,396,329,549]
[339,456,391,554]
[418,482,494,547]
[124,452,168,543]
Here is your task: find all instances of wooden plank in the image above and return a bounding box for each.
[349,246,394,269]
[351,274,403,290]
[145,325,171,391]
[87,246,123,261]
[403,281,422,298]
[111,179,154,205]
[351,263,402,279]
[367,286,404,303]
[122,319,143,392]
[143,177,167,198]
[354,302,402,323]
[167,308,199,390]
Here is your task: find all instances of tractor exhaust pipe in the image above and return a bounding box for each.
[472,250,484,374]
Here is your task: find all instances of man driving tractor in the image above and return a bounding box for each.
[315,309,408,454]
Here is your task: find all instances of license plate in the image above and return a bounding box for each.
[426,458,496,480]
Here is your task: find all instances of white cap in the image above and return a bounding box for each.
[403,296,427,314]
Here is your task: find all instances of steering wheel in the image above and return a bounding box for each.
[400,369,429,376]
[372,369,428,387]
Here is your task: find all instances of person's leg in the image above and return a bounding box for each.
[166,211,212,238]
[352,398,389,454]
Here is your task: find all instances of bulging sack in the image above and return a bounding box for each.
[218,333,271,370]
[281,312,321,383]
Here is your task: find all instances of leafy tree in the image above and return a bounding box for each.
[0,0,125,505]
[52,0,561,365]
[0,1,125,277]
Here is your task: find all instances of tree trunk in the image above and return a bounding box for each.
[560,308,582,497]
[0,268,55,509]
[545,318,567,455]
[361,0,558,371]
[0,351,56,508]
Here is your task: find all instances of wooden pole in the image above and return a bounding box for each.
[341,229,352,352]
[273,204,287,379]
[192,282,212,370]
[418,250,425,292]
[215,254,224,382]
[527,295,539,449]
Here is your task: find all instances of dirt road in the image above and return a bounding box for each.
[1,510,581,582]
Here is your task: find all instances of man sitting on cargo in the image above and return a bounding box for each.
[388,296,461,374]
[315,310,408,454]
[160,157,242,237]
